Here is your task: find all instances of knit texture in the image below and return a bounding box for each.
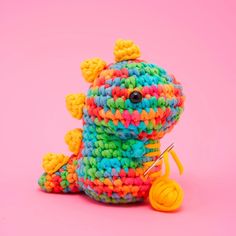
[38,39,185,207]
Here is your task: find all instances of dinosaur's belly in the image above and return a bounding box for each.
[77,123,162,203]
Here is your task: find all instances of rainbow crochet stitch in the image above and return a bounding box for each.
[38,39,185,212]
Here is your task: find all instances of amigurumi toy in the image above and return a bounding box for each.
[38,39,185,212]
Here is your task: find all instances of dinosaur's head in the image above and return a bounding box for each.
[81,39,185,140]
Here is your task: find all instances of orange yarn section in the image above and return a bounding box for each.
[64,128,83,155]
[144,142,162,180]
[80,58,106,83]
[114,39,141,62]
[144,142,161,157]
[42,153,69,174]
[66,93,85,119]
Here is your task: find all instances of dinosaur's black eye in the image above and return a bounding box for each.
[129,91,143,103]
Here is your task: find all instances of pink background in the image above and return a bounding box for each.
[1,0,236,235]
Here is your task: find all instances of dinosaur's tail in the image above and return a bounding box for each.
[38,154,81,193]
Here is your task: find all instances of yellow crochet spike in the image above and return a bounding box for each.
[66,93,86,119]
[42,153,69,174]
[65,128,83,155]
[80,58,106,83]
[114,39,141,62]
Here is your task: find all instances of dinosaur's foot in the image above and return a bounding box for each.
[38,153,81,193]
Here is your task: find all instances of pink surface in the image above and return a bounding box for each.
[1,0,236,235]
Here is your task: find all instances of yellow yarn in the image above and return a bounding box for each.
[114,39,141,62]
[42,153,69,174]
[64,128,83,154]
[149,170,162,180]
[80,58,106,83]
[148,148,184,212]
[169,149,184,175]
[149,177,184,212]
[66,93,86,119]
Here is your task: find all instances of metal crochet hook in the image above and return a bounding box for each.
[144,143,174,176]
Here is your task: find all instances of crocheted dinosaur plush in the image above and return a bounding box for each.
[38,39,185,212]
